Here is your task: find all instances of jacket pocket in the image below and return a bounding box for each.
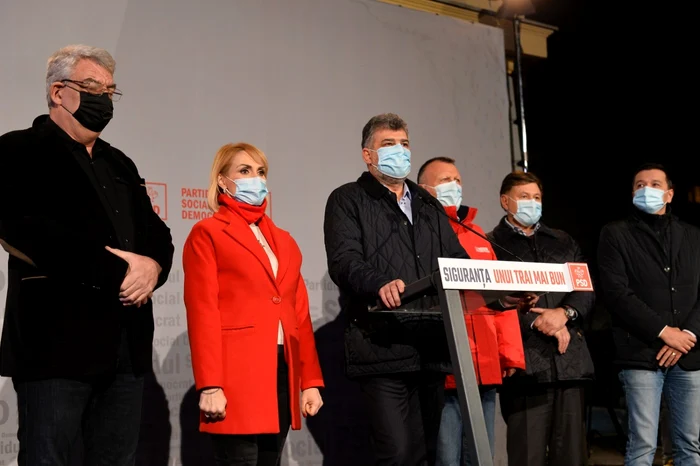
[221,325,255,335]
[21,275,48,281]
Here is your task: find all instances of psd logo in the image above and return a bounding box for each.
[146,182,168,221]
[567,262,593,291]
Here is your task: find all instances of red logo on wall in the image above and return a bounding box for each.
[567,262,593,291]
[146,182,168,220]
[179,188,271,221]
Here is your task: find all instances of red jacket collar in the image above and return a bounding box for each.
[444,205,478,227]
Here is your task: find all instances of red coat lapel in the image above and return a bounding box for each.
[215,210,277,287]
[265,220,290,285]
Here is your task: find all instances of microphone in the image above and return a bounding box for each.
[369,192,526,312]
[368,272,441,313]
[417,193,525,262]
[417,193,543,312]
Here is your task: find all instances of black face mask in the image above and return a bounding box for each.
[64,91,114,133]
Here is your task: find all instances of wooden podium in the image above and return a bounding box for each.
[436,258,594,465]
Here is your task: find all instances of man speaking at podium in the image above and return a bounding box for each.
[324,113,468,466]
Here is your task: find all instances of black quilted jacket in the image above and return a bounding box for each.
[488,218,595,384]
[324,172,468,378]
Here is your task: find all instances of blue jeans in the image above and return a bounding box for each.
[619,366,700,466]
[13,331,144,466]
[436,388,496,466]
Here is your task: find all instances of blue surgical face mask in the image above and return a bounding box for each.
[225,176,268,206]
[369,144,411,179]
[510,198,542,227]
[633,186,667,214]
[433,181,462,207]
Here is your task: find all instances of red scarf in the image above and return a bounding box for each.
[218,193,278,255]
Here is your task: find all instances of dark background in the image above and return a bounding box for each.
[522,0,699,262]
[521,0,700,424]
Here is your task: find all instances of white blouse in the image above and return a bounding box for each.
[249,223,284,345]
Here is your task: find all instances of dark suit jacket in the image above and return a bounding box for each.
[0,115,174,380]
[489,218,595,384]
[598,210,700,370]
[323,172,469,377]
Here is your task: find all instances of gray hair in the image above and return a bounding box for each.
[361,113,408,149]
[45,45,116,107]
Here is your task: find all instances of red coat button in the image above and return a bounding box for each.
[272,296,281,304]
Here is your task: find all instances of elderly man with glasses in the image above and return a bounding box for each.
[0,44,174,465]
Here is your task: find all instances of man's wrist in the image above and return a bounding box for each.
[658,325,668,338]
[683,329,697,339]
[562,305,578,321]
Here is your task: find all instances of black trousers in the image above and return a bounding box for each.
[499,382,586,466]
[210,346,291,466]
[358,372,445,466]
[13,329,143,466]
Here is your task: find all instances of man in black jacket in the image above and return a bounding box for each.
[488,171,594,466]
[598,163,700,466]
[0,45,174,465]
[323,113,468,466]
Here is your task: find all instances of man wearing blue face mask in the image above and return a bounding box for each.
[418,157,525,466]
[488,171,594,466]
[324,113,469,466]
[598,163,700,466]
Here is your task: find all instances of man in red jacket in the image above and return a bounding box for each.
[418,157,525,466]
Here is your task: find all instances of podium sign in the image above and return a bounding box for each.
[435,258,593,466]
[438,258,594,293]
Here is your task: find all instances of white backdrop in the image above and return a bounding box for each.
[0,0,511,464]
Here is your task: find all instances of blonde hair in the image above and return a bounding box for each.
[207,143,269,212]
[46,45,116,107]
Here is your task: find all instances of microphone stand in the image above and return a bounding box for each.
[417,194,525,262]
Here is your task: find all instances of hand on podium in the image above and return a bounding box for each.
[378,279,406,309]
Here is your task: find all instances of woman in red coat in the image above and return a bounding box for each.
[183,142,324,466]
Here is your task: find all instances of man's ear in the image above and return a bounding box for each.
[500,194,510,211]
[49,82,64,107]
[420,184,436,198]
[361,148,374,165]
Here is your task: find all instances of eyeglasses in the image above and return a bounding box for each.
[61,79,123,102]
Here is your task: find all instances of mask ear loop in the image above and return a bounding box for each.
[218,175,236,198]
[57,83,80,116]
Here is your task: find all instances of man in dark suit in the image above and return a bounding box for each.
[0,44,174,465]
[323,113,468,466]
[598,163,700,465]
